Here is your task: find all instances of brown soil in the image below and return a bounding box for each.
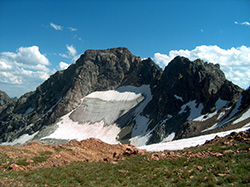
[1,129,249,172]
[0,138,146,171]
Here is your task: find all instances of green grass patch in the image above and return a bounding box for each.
[54,147,72,152]
[32,156,48,164]
[39,151,53,156]
[16,159,30,166]
[0,151,249,186]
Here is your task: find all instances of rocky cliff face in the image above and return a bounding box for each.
[0,48,248,146]
[0,48,162,143]
[144,56,243,144]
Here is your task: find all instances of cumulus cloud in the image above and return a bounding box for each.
[0,46,54,97]
[2,46,50,66]
[154,45,250,89]
[50,22,63,30]
[59,61,70,70]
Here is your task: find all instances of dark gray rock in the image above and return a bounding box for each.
[0,47,162,142]
[145,56,243,144]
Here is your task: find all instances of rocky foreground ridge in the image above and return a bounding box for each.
[0,128,249,172]
[0,47,249,145]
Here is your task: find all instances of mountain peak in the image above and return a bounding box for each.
[77,47,138,66]
[0,48,247,147]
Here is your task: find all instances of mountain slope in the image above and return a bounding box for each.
[144,56,243,144]
[0,48,162,143]
[0,47,248,146]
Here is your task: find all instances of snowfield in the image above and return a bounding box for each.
[232,107,250,124]
[138,125,250,152]
[85,90,142,101]
[42,113,121,144]
[43,85,153,145]
[1,131,39,146]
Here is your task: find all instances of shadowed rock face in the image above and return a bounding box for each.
[144,56,243,144]
[0,91,11,108]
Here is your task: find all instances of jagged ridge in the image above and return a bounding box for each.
[0,47,248,146]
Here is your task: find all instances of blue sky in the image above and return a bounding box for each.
[0,0,250,97]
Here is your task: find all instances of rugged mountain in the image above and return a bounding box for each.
[0,47,249,146]
[0,91,17,111]
[0,48,162,143]
[145,56,243,144]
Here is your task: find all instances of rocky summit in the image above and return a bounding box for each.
[0,47,249,146]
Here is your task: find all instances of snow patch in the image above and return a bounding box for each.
[45,97,62,114]
[85,90,142,101]
[215,98,228,110]
[138,126,250,152]
[179,100,203,121]
[217,111,226,120]
[128,85,153,146]
[204,96,243,131]
[1,131,39,145]
[202,123,218,133]
[219,96,242,124]
[243,123,250,128]
[174,95,183,102]
[233,107,250,124]
[42,113,121,144]
[23,107,35,116]
[129,134,152,147]
[162,132,175,142]
[193,98,228,122]
[43,85,152,145]
[193,111,217,122]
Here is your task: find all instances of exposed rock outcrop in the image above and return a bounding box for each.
[145,56,243,143]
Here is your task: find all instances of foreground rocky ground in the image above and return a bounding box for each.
[0,129,249,186]
[0,129,249,172]
[0,138,146,172]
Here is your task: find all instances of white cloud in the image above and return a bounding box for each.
[60,44,79,62]
[0,46,54,97]
[154,45,250,89]
[241,21,250,26]
[66,44,77,57]
[68,27,77,32]
[73,34,82,41]
[0,60,12,70]
[71,54,81,63]
[3,46,50,66]
[59,61,70,70]
[234,21,250,26]
[59,53,69,58]
[50,22,63,30]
